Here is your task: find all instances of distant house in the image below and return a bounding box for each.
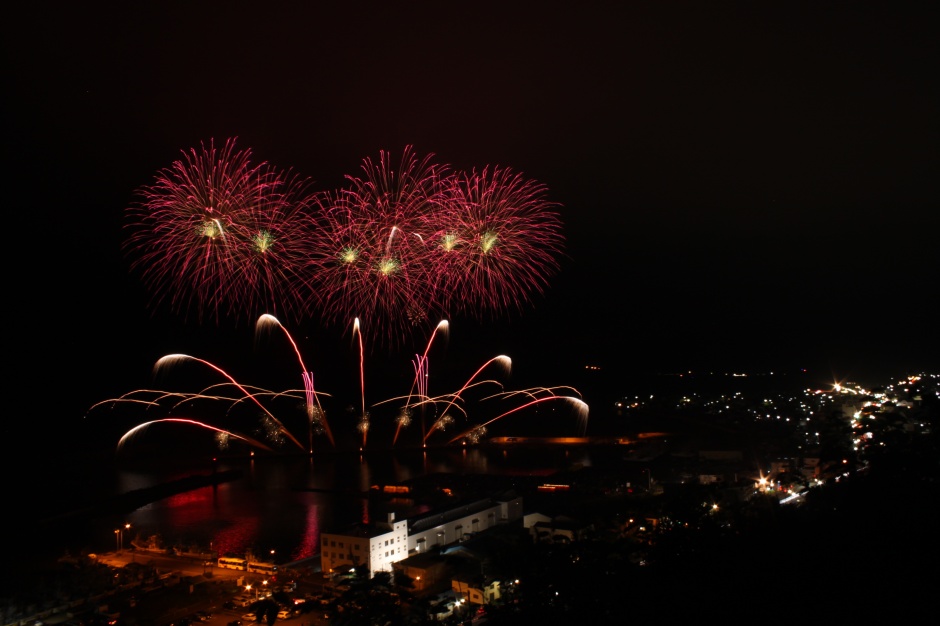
[392,535,512,605]
[524,512,592,543]
[697,472,723,485]
[391,551,451,593]
[801,456,820,480]
[452,572,501,605]
[522,512,552,539]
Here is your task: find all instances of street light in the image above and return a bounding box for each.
[114,523,131,552]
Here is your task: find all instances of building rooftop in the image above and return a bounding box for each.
[409,491,518,534]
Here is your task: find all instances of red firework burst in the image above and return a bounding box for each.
[427,166,564,318]
[237,169,323,323]
[125,141,566,345]
[309,147,452,347]
[125,138,317,324]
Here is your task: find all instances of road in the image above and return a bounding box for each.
[94,551,332,626]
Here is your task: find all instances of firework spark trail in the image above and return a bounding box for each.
[256,314,335,448]
[353,318,368,448]
[222,389,306,417]
[195,382,272,397]
[167,394,249,416]
[162,383,272,412]
[424,355,512,442]
[481,386,583,403]
[374,392,469,419]
[408,319,449,402]
[86,391,164,415]
[413,357,428,402]
[268,389,318,402]
[395,353,426,448]
[117,418,274,453]
[154,354,306,451]
[86,389,238,417]
[92,348,585,453]
[393,319,449,446]
[447,396,589,444]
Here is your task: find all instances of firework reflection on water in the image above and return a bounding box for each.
[61,444,606,564]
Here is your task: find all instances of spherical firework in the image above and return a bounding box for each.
[235,170,323,323]
[427,166,564,318]
[124,138,317,325]
[124,140,567,348]
[307,147,452,347]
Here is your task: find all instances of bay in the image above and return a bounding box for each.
[14,441,600,580]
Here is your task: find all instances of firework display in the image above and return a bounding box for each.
[426,166,564,319]
[90,317,587,455]
[310,148,450,344]
[124,138,318,325]
[125,139,564,345]
[110,141,580,453]
[255,314,334,449]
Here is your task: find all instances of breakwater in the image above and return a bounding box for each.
[39,468,243,526]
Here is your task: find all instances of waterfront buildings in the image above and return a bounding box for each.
[320,490,523,577]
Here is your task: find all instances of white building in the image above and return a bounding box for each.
[320,513,408,577]
[320,491,522,577]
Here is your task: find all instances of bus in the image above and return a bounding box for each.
[217,556,248,570]
[246,561,278,576]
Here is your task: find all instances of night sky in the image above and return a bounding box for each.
[4,2,937,456]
